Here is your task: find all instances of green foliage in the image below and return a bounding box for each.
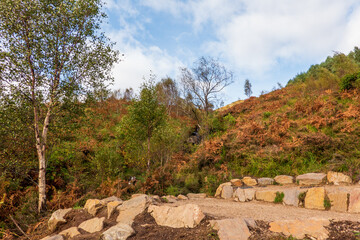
[274,192,284,203]
[324,196,331,210]
[298,192,306,207]
[340,72,360,90]
[166,185,181,196]
[263,111,272,119]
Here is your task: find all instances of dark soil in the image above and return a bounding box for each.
[128,212,218,240]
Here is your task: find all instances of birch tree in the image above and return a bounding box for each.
[0,0,119,212]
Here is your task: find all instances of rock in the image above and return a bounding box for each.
[244,218,257,229]
[78,217,105,233]
[305,187,325,210]
[282,188,305,207]
[269,218,330,240]
[131,193,147,198]
[100,223,134,240]
[48,208,72,232]
[230,179,243,187]
[148,204,205,228]
[296,173,327,185]
[151,195,161,202]
[257,178,274,186]
[187,193,207,199]
[177,194,188,200]
[327,171,352,185]
[107,201,123,218]
[59,227,80,238]
[210,218,250,240]
[163,195,177,203]
[101,196,122,204]
[221,185,233,199]
[84,199,103,216]
[116,195,151,224]
[244,188,256,201]
[215,182,231,197]
[255,190,277,202]
[274,175,294,185]
[348,188,360,213]
[242,177,257,186]
[327,188,348,212]
[233,188,246,202]
[41,235,64,240]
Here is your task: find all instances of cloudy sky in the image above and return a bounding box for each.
[103,0,360,104]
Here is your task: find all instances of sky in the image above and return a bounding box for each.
[103,0,360,104]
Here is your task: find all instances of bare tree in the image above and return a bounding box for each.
[180,56,234,114]
[244,79,252,98]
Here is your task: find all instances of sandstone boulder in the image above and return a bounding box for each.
[148,204,205,228]
[221,185,233,199]
[100,223,134,240]
[282,188,305,207]
[257,178,274,186]
[215,182,231,197]
[59,227,80,238]
[177,194,188,200]
[304,187,325,210]
[327,188,348,212]
[233,188,245,202]
[78,217,105,233]
[274,175,294,185]
[84,199,103,216]
[48,208,72,232]
[255,190,277,202]
[242,177,257,186]
[210,218,250,240]
[116,195,151,224]
[296,173,326,185]
[187,193,207,199]
[327,171,352,185]
[348,188,360,213]
[107,201,123,218]
[230,179,243,187]
[269,218,330,240]
[41,235,64,240]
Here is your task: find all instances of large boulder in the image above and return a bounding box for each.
[327,171,352,185]
[221,185,233,199]
[148,204,205,228]
[274,175,294,185]
[84,199,103,216]
[327,188,348,212]
[215,182,231,197]
[242,177,257,186]
[116,195,151,224]
[296,173,326,185]
[48,208,72,232]
[107,201,123,218]
[304,187,325,210]
[210,218,250,240]
[348,188,360,213]
[59,227,80,238]
[255,190,278,202]
[78,217,105,233]
[269,218,330,240]
[100,223,134,240]
[257,178,274,186]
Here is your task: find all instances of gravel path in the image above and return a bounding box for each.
[165,198,360,222]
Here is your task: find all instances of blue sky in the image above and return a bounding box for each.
[103,0,360,104]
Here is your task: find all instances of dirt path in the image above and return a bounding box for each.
[165,198,360,222]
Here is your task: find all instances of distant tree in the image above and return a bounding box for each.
[180,56,234,114]
[156,77,180,115]
[244,79,252,98]
[0,0,119,212]
[120,78,166,171]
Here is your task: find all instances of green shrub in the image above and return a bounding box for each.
[340,72,360,90]
[263,112,272,119]
[324,196,331,210]
[274,192,284,203]
[166,185,181,196]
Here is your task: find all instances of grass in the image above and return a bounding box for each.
[274,192,284,204]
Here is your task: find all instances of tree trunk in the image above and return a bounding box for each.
[147,136,151,171]
[37,150,46,212]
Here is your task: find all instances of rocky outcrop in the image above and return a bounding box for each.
[148,204,205,228]
[269,218,330,240]
[100,223,134,240]
[116,195,151,225]
[296,173,327,185]
[210,218,250,240]
[48,208,72,232]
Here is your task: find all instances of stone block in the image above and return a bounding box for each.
[305,187,325,210]
[274,175,294,185]
[296,173,326,185]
